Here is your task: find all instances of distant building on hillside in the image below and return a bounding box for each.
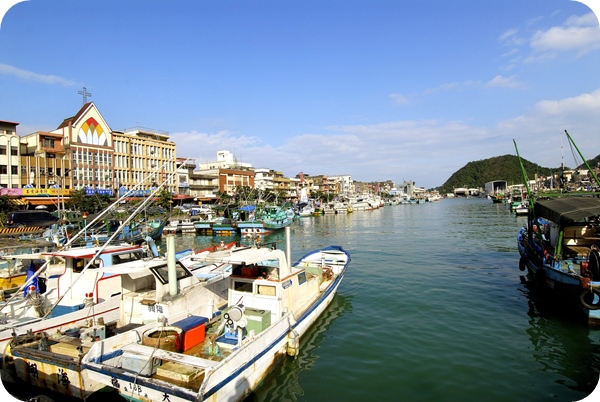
[485,180,507,195]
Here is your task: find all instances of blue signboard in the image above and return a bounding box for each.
[85,188,114,196]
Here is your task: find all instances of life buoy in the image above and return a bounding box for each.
[580,288,600,310]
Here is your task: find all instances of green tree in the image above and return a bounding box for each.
[65,190,111,214]
[0,195,18,227]
[156,189,174,209]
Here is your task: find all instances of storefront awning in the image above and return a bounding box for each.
[25,198,59,206]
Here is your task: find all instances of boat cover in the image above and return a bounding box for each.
[534,197,600,226]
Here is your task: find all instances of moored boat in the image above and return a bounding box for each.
[5,234,237,400]
[517,197,600,324]
[514,132,600,324]
[81,227,351,401]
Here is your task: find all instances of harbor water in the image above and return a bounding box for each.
[167,197,600,402]
[4,197,600,401]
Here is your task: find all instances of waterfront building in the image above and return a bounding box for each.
[52,103,115,192]
[112,126,176,194]
[254,168,276,192]
[1,103,178,206]
[0,120,21,189]
[300,174,331,197]
[328,175,354,195]
[195,150,254,196]
[176,158,219,203]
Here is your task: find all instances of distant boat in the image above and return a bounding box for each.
[514,202,529,216]
[238,204,294,236]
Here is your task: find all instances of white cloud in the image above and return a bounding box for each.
[0,63,77,86]
[485,75,525,89]
[388,93,409,105]
[528,12,600,59]
[172,88,600,189]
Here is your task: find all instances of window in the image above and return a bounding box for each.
[233,281,253,293]
[0,146,6,155]
[0,165,7,174]
[42,138,55,148]
[11,166,17,174]
[150,262,192,285]
[10,147,17,156]
[112,251,144,264]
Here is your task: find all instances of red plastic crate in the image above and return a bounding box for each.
[172,316,209,351]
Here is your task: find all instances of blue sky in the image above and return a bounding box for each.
[1,0,600,189]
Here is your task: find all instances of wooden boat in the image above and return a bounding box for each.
[81,227,351,401]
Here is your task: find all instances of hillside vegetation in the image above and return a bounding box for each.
[437,154,600,194]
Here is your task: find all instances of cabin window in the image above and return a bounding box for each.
[112,251,143,264]
[257,285,276,296]
[151,263,192,285]
[73,258,85,273]
[233,281,253,293]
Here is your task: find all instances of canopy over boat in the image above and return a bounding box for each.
[534,197,600,226]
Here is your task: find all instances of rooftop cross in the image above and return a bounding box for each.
[78,86,92,105]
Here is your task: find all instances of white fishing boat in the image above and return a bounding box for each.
[81,227,351,401]
[6,234,235,400]
[0,242,160,348]
[297,202,315,217]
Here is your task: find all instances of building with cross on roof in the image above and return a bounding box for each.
[0,102,178,207]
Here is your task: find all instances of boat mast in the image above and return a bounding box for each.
[513,139,534,210]
[565,130,600,188]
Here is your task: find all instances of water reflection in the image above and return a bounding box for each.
[521,280,600,395]
[245,294,353,402]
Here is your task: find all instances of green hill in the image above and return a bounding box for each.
[437,155,563,194]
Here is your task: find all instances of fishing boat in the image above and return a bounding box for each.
[517,197,600,323]
[514,202,529,216]
[514,131,600,324]
[237,204,294,236]
[81,227,351,401]
[6,234,235,400]
[0,170,182,350]
[85,215,167,245]
[0,241,160,349]
[297,202,315,217]
[167,218,196,234]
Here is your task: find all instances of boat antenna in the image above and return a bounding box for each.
[513,139,534,210]
[565,130,600,188]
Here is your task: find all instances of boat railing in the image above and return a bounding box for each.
[200,313,291,397]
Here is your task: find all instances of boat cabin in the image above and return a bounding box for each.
[41,245,149,307]
[93,257,229,326]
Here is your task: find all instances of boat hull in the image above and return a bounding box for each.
[517,227,600,325]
